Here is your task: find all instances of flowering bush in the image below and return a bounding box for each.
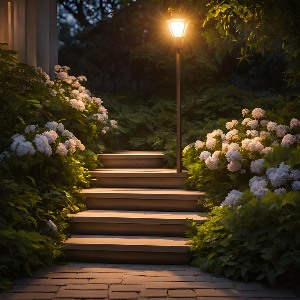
[183,107,300,206]
[185,107,300,286]
[0,45,117,289]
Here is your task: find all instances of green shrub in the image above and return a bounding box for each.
[0,44,117,289]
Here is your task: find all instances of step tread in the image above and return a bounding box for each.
[64,235,189,252]
[99,151,164,158]
[69,210,206,223]
[91,168,188,177]
[82,187,204,199]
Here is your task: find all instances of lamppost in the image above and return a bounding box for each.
[167,18,189,173]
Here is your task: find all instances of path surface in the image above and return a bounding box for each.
[1,263,299,299]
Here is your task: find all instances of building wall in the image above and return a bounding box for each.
[0,0,57,77]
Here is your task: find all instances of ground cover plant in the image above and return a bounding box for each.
[184,107,300,286]
[0,44,117,290]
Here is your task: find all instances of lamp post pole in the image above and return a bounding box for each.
[168,18,189,173]
[176,48,182,173]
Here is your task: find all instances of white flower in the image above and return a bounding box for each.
[15,141,36,156]
[290,170,300,181]
[78,75,87,82]
[56,143,68,156]
[24,125,38,134]
[260,131,270,138]
[47,220,58,231]
[261,147,273,154]
[75,138,85,151]
[246,130,259,137]
[206,137,217,150]
[222,142,229,152]
[247,120,259,129]
[276,125,289,138]
[225,150,242,162]
[102,126,110,134]
[34,134,52,156]
[266,162,291,188]
[11,134,26,151]
[57,123,65,133]
[290,118,300,129]
[95,113,108,122]
[291,181,300,191]
[56,71,68,80]
[250,159,264,174]
[271,141,279,147]
[252,108,265,119]
[241,138,251,150]
[249,176,269,198]
[226,120,238,130]
[281,134,296,148]
[260,120,268,127]
[248,139,264,152]
[110,120,118,129]
[61,129,74,138]
[69,99,85,111]
[227,143,240,151]
[212,150,221,158]
[242,108,249,117]
[183,144,192,153]
[226,129,239,141]
[64,139,77,153]
[267,121,277,132]
[227,161,242,172]
[45,121,59,131]
[242,117,252,126]
[205,156,219,170]
[93,97,103,105]
[42,130,58,144]
[274,188,287,195]
[195,140,205,149]
[50,90,57,96]
[199,151,211,161]
[221,190,242,207]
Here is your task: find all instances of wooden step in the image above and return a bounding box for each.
[82,188,204,211]
[69,210,206,236]
[98,151,165,168]
[90,168,188,189]
[64,235,191,264]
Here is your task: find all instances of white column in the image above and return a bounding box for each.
[16,0,26,62]
[26,0,37,67]
[0,1,9,44]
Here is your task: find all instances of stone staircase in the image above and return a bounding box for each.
[64,151,205,264]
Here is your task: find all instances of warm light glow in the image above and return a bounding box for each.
[168,19,189,38]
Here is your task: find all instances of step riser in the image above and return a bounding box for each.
[92,177,186,189]
[67,250,191,265]
[84,198,200,212]
[69,223,188,237]
[99,158,165,169]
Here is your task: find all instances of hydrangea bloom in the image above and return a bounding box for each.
[110,120,118,129]
[248,139,264,152]
[274,188,287,194]
[227,160,242,172]
[226,120,238,130]
[42,130,58,144]
[225,150,242,162]
[242,117,252,126]
[281,134,296,148]
[69,99,85,111]
[242,108,249,116]
[250,159,264,174]
[266,162,291,188]
[247,120,259,129]
[199,151,211,161]
[56,143,68,156]
[246,130,259,137]
[276,125,289,138]
[252,108,265,119]
[249,176,269,198]
[290,170,300,181]
[195,140,205,149]
[206,138,217,150]
[292,181,300,191]
[290,118,300,129]
[221,190,242,206]
[205,156,219,170]
[226,129,239,141]
[24,124,38,134]
[34,134,52,156]
[267,121,277,132]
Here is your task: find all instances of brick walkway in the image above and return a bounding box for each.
[1,263,299,299]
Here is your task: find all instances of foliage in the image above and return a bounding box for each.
[188,188,300,286]
[0,44,116,290]
[186,105,300,286]
[183,106,300,205]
